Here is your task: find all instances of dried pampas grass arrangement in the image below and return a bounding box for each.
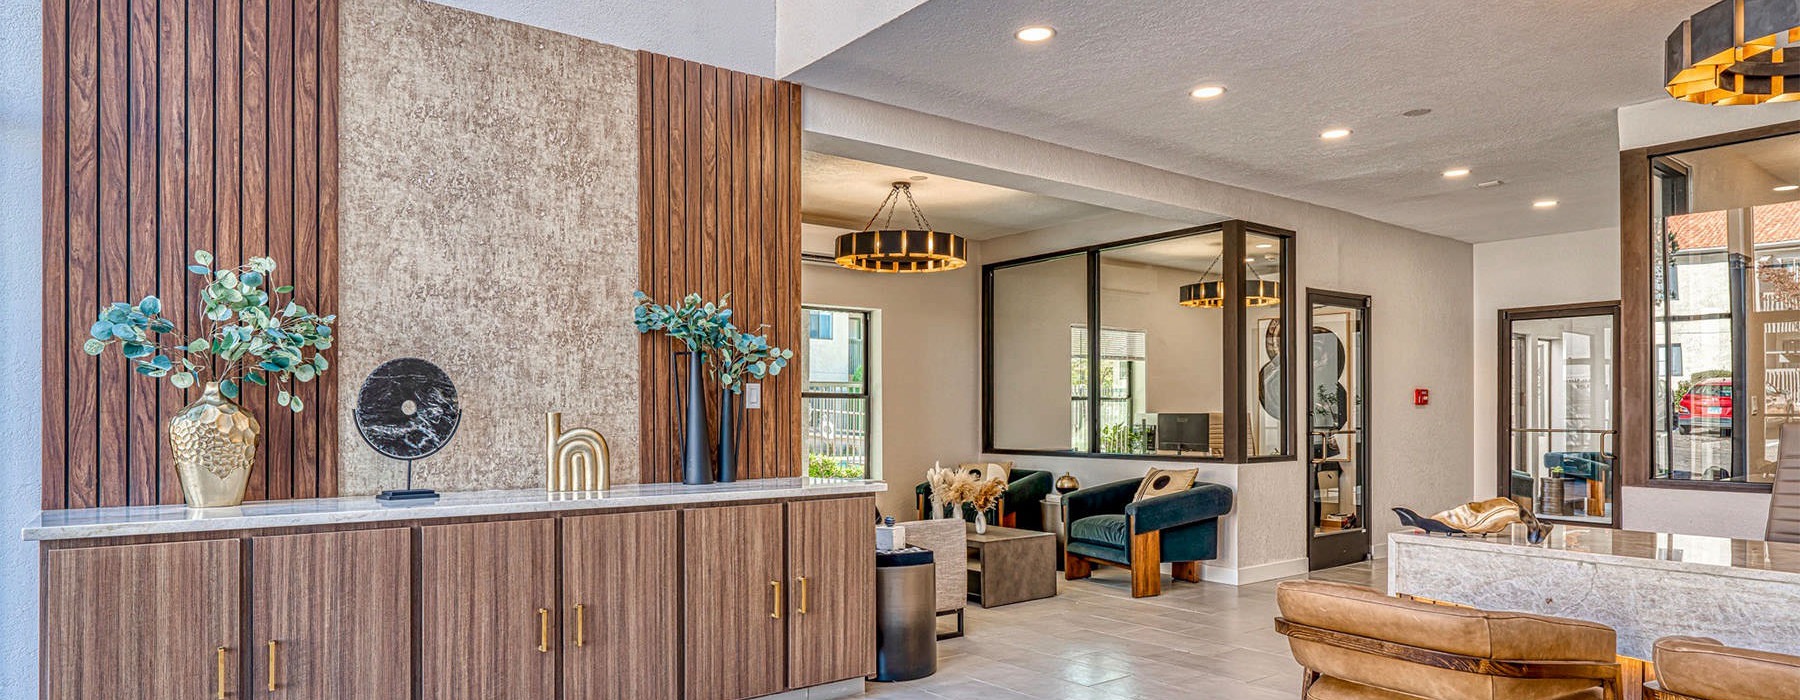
[969,477,1005,513]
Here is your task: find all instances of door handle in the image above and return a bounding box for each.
[573,604,586,648]
[267,640,278,691]
[538,608,550,653]
[215,646,228,699]
[769,580,782,619]
[797,576,809,615]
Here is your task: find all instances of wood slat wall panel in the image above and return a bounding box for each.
[637,53,803,483]
[42,0,339,509]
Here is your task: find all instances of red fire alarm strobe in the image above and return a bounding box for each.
[1413,388,1430,406]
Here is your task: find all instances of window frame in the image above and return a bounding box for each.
[981,219,1296,463]
[1621,120,1800,493]
[1495,301,1622,527]
[800,305,874,478]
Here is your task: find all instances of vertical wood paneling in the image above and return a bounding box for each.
[42,0,339,510]
[41,0,69,509]
[637,52,803,483]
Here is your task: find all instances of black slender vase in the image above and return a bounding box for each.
[677,351,713,485]
[718,387,739,483]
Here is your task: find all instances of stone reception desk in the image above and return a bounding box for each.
[1388,525,1800,660]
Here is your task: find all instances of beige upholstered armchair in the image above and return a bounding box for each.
[898,518,967,638]
[1275,580,1620,700]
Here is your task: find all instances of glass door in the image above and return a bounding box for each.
[1307,291,1370,571]
[1499,303,1619,527]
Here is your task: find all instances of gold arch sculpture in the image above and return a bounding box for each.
[546,412,610,493]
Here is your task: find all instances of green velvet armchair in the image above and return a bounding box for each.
[1063,477,1233,597]
[914,468,1053,531]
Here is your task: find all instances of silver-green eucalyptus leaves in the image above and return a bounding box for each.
[84,250,335,413]
[633,291,793,394]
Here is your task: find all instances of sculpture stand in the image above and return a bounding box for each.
[378,459,439,501]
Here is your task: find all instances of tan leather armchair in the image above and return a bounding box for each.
[1274,580,1620,700]
[1644,636,1800,700]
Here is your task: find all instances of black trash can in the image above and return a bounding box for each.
[874,548,937,682]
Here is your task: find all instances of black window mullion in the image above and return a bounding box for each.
[1088,250,1102,454]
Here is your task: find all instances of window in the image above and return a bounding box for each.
[801,306,871,478]
[1070,326,1147,452]
[807,310,834,340]
[1647,131,1800,487]
[984,220,1293,461]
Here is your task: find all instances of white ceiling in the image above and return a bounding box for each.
[787,0,1703,243]
[801,150,1121,238]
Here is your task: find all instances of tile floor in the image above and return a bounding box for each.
[859,560,1387,700]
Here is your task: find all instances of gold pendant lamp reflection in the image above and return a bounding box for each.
[1666,0,1800,105]
[834,181,969,273]
[1178,249,1280,308]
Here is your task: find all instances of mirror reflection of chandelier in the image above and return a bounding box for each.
[1666,0,1800,105]
[834,181,969,273]
[1178,248,1281,308]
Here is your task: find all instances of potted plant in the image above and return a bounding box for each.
[633,292,791,484]
[83,250,335,508]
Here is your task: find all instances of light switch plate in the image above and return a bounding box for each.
[745,383,762,409]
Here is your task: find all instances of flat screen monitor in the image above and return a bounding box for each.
[1156,413,1210,454]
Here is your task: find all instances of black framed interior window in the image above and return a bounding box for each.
[983,220,1294,462]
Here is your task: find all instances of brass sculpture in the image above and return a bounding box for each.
[546,412,609,492]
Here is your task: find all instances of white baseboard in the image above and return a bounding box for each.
[1371,543,1388,560]
[1202,557,1309,586]
[762,678,864,699]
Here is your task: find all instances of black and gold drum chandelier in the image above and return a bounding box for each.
[1666,0,1800,105]
[1178,279,1281,309]
[834,181,968,274]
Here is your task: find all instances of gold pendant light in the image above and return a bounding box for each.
[1178,247,1280,308]
[834,182,969,273]
[1666,0,1800,105]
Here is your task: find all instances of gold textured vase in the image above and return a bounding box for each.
[169,382,260,508]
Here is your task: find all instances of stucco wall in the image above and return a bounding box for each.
[0,0,42,692]
[336,0,641,493]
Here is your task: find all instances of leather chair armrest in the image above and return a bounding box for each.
[915,481,931,497]
[1004,471,1053,511]
[1067,478,1141,525]
[1125,482,1234,534]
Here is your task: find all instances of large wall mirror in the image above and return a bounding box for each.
[984,221,1293,462]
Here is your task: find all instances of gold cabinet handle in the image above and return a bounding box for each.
[798,576,809,615]
[538,608,550,653]
[267,640,277,691]
[215,646,227,699]
[573,604,586,648]
[769,580,782,619]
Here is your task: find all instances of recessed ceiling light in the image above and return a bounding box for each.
[1320,128,1352,140]
[1015,25,1055,42]
[1533,199,1559,209]
[1776,185,1799,192]
[1190,85,1226,99]
[1401,108,1433,117]
[1256,243,1273,249]
[909,175,928,181]
[1244,257,1255,262]
[1442,168,1471,178]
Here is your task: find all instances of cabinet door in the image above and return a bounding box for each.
[43,539,240,700]
[786,497,876,688]
[420,519,557,699]
[251,528,411,698]
[563,510,679,700]
[683,503,786,700]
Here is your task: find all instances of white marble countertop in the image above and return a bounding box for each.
[23,477,887,541]
[1389,525,1800,585]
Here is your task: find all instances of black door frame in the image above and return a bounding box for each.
[1496,301,1623,528]
[1306,289,1372,571]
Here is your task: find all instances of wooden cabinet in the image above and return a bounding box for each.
[251,528,411,698]
[419,519,557,699]
[683,503,787,700]
[562,510,680,700]
[786,496,877,688]
[42,539,240,699]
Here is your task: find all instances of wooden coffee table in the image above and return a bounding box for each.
[965,524,1057,607]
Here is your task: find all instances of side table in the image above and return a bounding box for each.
[965,524,1056,607]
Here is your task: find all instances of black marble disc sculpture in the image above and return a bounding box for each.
[354,357,460,501]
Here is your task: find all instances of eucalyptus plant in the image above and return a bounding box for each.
[82,250,336,413]
[632,291,793,394]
